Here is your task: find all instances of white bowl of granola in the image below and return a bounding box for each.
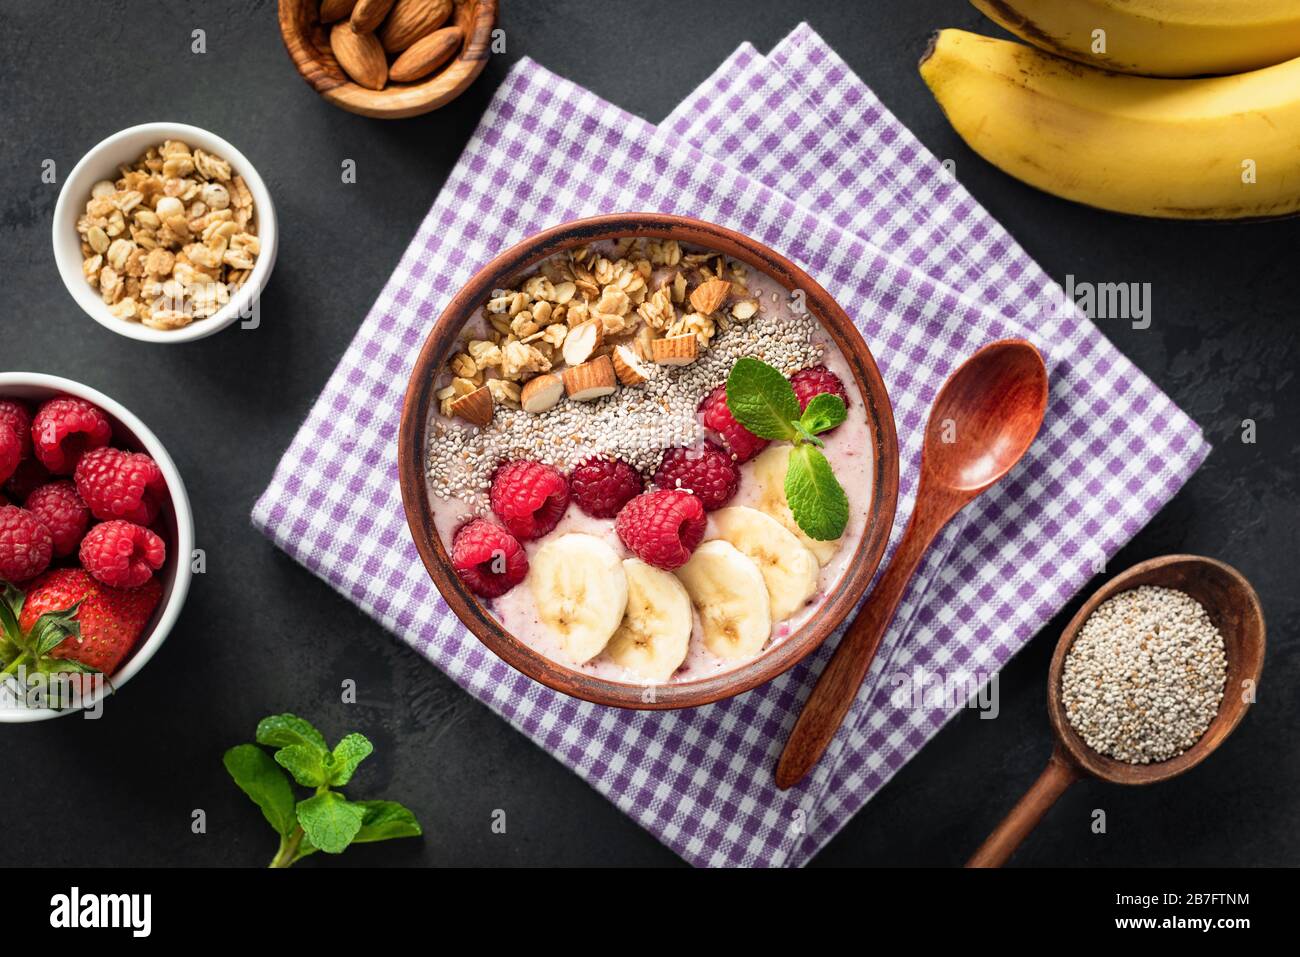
[52,122,278,344]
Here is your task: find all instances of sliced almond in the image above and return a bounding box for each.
[520,372,564,413]
[612,344,650,386]
[689,277,731,315]
[450,385,493,427]
[561,320,603,367]
[651,334,699,367]
[562,355,617,401]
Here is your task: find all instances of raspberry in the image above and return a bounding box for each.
[698,384,769,463]
[615,490,707,570]
[74,447,167,524]
[789,365,850,430]
[452,518,528,598]
[31,397,112,474]
[0,505,53,582]
[570,456,642,519]
[0,422,19,486]
[0,400,32,460]
[4,457,52,503]
[653,441,740,510]
[489,460,570,541]
[24,481,90,557]
[79,520,167,589]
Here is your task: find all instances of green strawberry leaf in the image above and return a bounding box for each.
[256,713,328,754]
[725,358,801,440]
[0,581,25,641]
[328,733,373,787]
[351,800,423,844]
[274,743,328,788]
[785,443,849,541]
[223,744,298,837]
[296,791,366,854]
[30,604,83,657]
[800,393,848,435]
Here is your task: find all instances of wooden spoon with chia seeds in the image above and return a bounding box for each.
[966,554,1266,868]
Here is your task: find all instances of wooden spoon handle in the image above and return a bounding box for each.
[966,745,1081,868]
[775,506,949,789]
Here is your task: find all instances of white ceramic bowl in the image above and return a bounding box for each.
[0,373,194,722]
[52,121,278,344]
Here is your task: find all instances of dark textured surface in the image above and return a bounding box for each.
[1,0,1296,868]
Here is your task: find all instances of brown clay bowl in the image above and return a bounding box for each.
[398,213,900,709]
[278,0,497,119]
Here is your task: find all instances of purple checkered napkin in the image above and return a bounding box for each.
[253,39,1208,866]
[664,23,1210,861]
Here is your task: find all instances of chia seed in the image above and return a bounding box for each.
[1061,585,1228,765]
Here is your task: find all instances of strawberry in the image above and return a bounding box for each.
[8,568,162,676]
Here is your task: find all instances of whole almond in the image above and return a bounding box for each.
[330,21,388,90]
[380,0,452,53]
[350,0,396,33]
[389,26,463,82]
[320,0,359,24]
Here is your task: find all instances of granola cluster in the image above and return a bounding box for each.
[76,140,259,330]
[437,239,761,420]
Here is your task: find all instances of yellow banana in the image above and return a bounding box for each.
[971,0,1300,77]
[920,30,1300,220]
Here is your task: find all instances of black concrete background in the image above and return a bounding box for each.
[1,0,1296,868]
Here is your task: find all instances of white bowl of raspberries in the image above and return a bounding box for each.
[0,373,194,722]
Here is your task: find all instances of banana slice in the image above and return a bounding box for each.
[604,559,693,683]
[529,533,628,665]
[675,540,771,660]
[710,506,820,622]
[750,444,842,565]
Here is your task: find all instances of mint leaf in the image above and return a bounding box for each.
[785,444,849,541]
[256,713,327,754]
[800,393,847,435]
[725,358,800,440]
[352,800,422,844]
[224,744,298,837]
[328,733,373,787]
[274,743,328,788]
[296,792,366,854]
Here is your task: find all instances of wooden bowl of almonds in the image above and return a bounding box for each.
[279,0,498,119]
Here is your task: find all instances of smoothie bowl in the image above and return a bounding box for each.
[399,215,898,709]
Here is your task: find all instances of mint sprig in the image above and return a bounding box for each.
[224,713,421,867]
[726,358,850,541]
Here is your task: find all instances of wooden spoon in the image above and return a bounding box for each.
[967,554,1266,867]
[776,339,1049,789]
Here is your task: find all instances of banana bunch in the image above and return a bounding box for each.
[970,0,1300,77]
[528,447,840,683]
[922,7,1300,219]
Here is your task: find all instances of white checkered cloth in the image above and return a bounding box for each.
[254,24,1208,866]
